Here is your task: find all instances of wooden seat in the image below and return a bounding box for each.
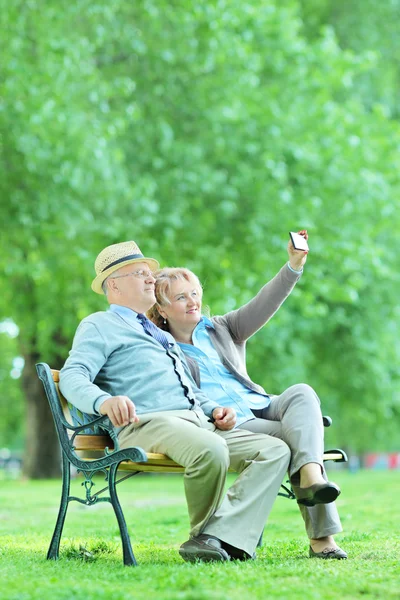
[73,433,346,465]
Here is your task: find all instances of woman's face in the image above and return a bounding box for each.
[159,277,202,330]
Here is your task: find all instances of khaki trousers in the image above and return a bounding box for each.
[240,383,343,539]
[118,408,290,556]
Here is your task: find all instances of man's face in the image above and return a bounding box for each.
[107,261,156,312]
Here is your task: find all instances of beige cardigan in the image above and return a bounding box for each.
[185,263,302,394]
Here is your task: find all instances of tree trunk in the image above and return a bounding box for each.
[22,350,61,478]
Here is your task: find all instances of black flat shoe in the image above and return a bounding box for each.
[309,545,348,559]
[297,481,341,507]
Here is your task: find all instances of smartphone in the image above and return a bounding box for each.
[289,231,309,252]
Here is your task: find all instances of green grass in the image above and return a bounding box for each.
[0,470,399,600]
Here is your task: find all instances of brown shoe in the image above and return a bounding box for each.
[179,534,230,563]
[297,482,341,507]
[309,546,348,560]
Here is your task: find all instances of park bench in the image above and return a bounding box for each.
[36,362,348,566]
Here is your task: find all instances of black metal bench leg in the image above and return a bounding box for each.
[47,453,71,560]
[108,463,137,566]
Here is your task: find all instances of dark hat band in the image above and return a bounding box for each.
[102,253,144,273]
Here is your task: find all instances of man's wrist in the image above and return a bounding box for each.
[94,394,112,415]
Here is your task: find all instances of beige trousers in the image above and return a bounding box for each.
[240,383,343,539]
[118,408,290,556]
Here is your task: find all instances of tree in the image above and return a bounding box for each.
[0,325,25,451]
[1,0,399,475]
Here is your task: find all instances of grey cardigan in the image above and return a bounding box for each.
[185,263,302,394]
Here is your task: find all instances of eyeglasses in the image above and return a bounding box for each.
[111,269,155,280]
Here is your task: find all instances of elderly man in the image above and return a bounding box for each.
[60,240,291,562]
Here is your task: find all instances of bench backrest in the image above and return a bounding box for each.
[36,363,116,459]
[50,369,71,421]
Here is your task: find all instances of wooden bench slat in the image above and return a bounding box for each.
[72,434,344,468]
[322,453,343,461]
[118,462,185,473]
[71,434,115,451]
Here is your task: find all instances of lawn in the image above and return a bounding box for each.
[0,469,398,600]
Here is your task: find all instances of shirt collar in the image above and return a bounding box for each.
[197,315,215,330]
[179,316,215,348]
[109,304,139,320]
[109,304,176,347]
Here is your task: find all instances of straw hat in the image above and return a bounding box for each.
[91,241,159,295]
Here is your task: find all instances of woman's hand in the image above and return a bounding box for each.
[212,407,237,431]
[288,229,309,271]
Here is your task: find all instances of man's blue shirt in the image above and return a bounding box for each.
[60,305,220,434]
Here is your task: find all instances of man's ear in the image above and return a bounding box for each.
[108,277,120,294]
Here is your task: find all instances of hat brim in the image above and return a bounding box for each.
[91,256,160,295]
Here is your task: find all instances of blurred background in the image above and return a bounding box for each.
[1,0,399,479]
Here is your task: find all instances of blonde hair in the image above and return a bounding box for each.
[147,267,203,330]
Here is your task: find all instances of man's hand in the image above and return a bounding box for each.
[212,407,236,431]
[288,229,308,271]
[100,396,139,427]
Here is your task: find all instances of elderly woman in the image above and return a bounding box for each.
[148,232,347,560]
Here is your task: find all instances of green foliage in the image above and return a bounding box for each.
[1,0,399,452]
[299,0,400,116]
[0,330,25,449]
